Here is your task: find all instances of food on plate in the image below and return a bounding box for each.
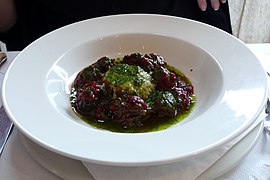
[70,53,195,133]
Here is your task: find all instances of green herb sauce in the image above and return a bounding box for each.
[77,96,195,133]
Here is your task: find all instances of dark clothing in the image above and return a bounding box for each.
[0,0,232,50]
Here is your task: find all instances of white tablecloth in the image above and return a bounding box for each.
[0,44,270,180]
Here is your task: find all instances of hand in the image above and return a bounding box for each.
[197,0,227,11]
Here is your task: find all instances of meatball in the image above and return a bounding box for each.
[73,56,115,89]
[75,81,107,115]
[122,53,167,72]
[144,53,167,68]
[122,53,154,72]
[73,65,103,90]
[172,76,195,111]
[109,96,150,127]
[147,91,177,117]
[96,56,115,73]
[152,66,177,90]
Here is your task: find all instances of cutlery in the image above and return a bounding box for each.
[0,107,14,156]
[265,99,270,133]
[0,51,14,156]
[0,52,7,67]
[264,70,270,133]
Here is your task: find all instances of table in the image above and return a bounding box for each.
[0,44,270,180]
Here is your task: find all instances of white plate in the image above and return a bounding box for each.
[20,121,264,179]
[2,14,268,166]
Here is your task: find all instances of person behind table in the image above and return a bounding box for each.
[0,0,232,50]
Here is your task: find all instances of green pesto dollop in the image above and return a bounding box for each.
[103,64,154,99]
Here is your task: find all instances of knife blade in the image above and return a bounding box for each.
[0,52,7,67]
[0,49,14,155]
[0,106,13,155]
[264,97,270,133]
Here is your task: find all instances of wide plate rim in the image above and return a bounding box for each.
[2,14,268,166]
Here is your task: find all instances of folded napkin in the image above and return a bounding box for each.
[0,41,7,52]
[83,112,266,180]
